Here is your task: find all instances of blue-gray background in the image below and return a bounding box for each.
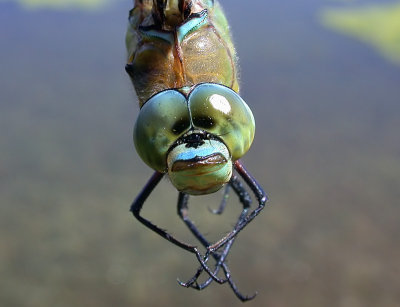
[1,1,399,306]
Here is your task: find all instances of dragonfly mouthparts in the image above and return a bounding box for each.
[171,153,228,172]
[183,132,205,148]
[176,129,221,150]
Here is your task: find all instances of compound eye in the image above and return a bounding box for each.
[134,90,190,172]
[192,115,215,129]
[188,83,255,160]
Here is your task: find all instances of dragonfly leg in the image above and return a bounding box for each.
[130,171,225,284]
[176,192,228,287]
[208,184,230,215]
[177,176,257,301]
[202,160,268,259]
[179,174,252,283]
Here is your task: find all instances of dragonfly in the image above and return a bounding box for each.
[125,0,268,301]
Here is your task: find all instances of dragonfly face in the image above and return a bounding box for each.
[134,83,255,194]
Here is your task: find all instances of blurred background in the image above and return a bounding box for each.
[1,0,399,306]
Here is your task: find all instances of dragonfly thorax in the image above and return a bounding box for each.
[126,0,239,107]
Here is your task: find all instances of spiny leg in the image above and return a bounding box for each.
[181,229,255,302]
[209,171,255,215]
[177,192,233,288]
[130,171,225,283]
[209,184,230,215]
[177,175,257,301]
[200,160,268,257]
[181,160,267,287]
[179,174,252,286]
[191,175,254,289]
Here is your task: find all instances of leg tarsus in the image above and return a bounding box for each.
[222,258,258,302]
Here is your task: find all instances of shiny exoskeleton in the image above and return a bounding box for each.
[126,0,267,301]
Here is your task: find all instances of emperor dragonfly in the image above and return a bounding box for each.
[125,0,268,301]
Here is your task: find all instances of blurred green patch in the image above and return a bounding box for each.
[320,2,400,65]
[0,0,118,10]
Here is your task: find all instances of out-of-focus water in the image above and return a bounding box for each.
[1,1,399,306]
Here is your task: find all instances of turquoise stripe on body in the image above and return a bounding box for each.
[177,10,208,43]
[139,28,174,44]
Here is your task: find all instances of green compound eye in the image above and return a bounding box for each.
[188,83,255,161]
[134,90,191,172]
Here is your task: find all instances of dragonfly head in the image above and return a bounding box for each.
[134,83,255,195]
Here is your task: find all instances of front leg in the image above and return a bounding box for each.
[203,160,268,255]
[177,175,257,301]
[130,171,225,284]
